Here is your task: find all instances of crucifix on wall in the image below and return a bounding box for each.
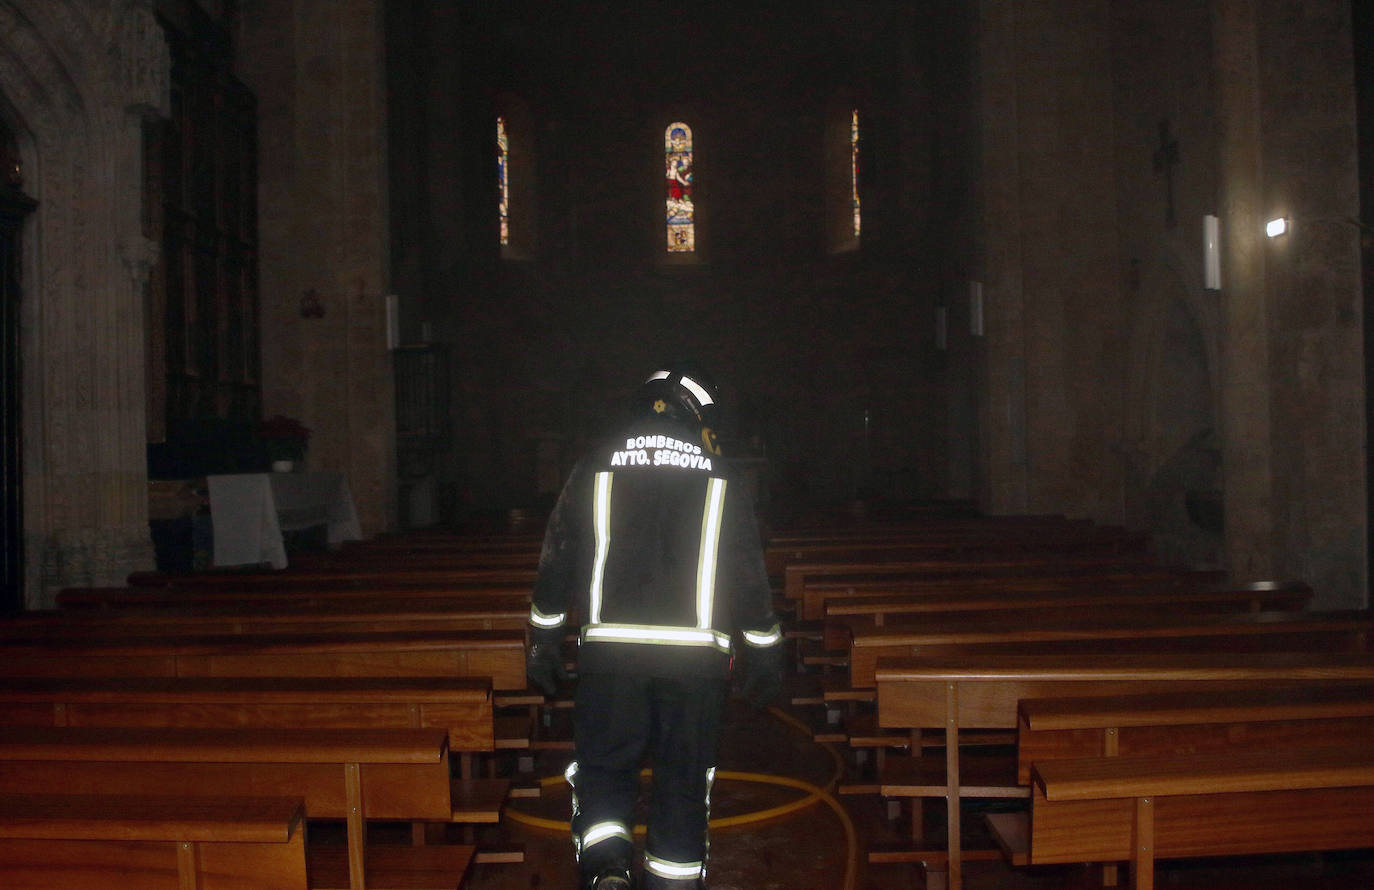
[1153,119,1180,229]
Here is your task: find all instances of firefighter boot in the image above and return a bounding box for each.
[585,866,633,890]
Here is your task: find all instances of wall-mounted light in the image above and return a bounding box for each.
[1265,217,1288,238]
[969,281,984,337]
[935,306,947,351]
[1203,215,1221,290]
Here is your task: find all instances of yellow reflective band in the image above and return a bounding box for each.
[582,623,730,652]
[696,477,726,631]
[588,471,613,623]
[743,623,782,647]
[582,821,632,850]
[644,853,705,880]
[529,605,566,629]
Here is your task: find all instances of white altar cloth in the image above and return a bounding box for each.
[207,472,361,569]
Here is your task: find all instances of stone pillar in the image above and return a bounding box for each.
[1213,0,1277,581]
[975,0,1126,520]
[237,0,397,536]
[976,0,1030,513]
[4,0,168,607]
[1213,0,1365,605]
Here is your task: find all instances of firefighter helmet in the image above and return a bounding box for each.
[635,365,720,432]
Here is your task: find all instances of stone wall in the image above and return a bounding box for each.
[971,0,1365,606]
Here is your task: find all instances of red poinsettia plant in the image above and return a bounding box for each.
[256,414,311,461]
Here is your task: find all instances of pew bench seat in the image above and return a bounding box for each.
[0,725,481,889]
[0,791,308,889]
[1015,682,1374,784]
[991,744,1374,890]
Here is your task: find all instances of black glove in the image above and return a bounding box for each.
[526,638,570,696]
[736,642,785,709]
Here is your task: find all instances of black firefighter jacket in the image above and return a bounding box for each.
[528,415,781,679]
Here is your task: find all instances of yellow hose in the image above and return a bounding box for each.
[500,705,859,890]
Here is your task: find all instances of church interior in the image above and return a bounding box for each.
[1,0,1373,888]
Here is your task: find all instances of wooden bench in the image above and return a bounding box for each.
[847,608,1373,689]
[0,726,473,890]
[872,650,1374,890]
[0,627,528,690]
[788,554,1160,614]
[7,594,533,636]
[290,548,538,569]
[1002,744,1374,890]
[809,565,1227,621]
[764,516,1103,574]
[0,791,309,889]
[818,609,1372,780]
[0,674,498,774]
[58,582,532,609]
[823,580,1312,643]
[126,566,539,588]
[1015,682,1374,784]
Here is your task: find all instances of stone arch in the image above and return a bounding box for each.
[0,0,167,607]
[1124,235,1223,567]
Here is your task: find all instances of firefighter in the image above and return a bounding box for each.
[526,364,785,890]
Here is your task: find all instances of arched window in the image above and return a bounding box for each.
[851,109,861,238]
[495,98,535,259]
[825,101,861,253]
[665,122,694,253]
[497,116,510,246]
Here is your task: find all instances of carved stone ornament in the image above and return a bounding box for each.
[109,0,170,117]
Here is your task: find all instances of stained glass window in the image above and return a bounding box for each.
[851,109,861,238]
[665,122,694,252]
[497,117,509,246]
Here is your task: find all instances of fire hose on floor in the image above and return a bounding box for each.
[500,705,859,890]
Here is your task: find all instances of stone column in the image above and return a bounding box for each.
[6,0,168,607]
[976,0,1030,513]
[1213,0,1276,581]
[975,0,1126,520]
[1212,0,1366,606]
[237,0,397,536]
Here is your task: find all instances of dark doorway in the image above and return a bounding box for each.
[0,121,35,615]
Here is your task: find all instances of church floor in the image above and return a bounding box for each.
[449,688,1374,890]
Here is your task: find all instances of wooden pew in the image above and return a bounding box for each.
[1013,744,1374,890]
[788,554,1160,614]
[58,582,532,609]
[1004,682,1374,887]
[289,548,538,569]
[0,675,496,775]
[126,565,538,588]
[0,791,308,889]
[847,608,1373,689]
[0,627,527,690]
[812,568,1236,628]
[1014,682,1374,784]
[872,650,1374,890]
[0,726,473,890]
[765,527,1151,578]
[816,608,1369,772]
[6,594,532,636]
[764,515,1097,574]
[823,580,1312,643]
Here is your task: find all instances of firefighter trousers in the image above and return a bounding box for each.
[569,672,727,887]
